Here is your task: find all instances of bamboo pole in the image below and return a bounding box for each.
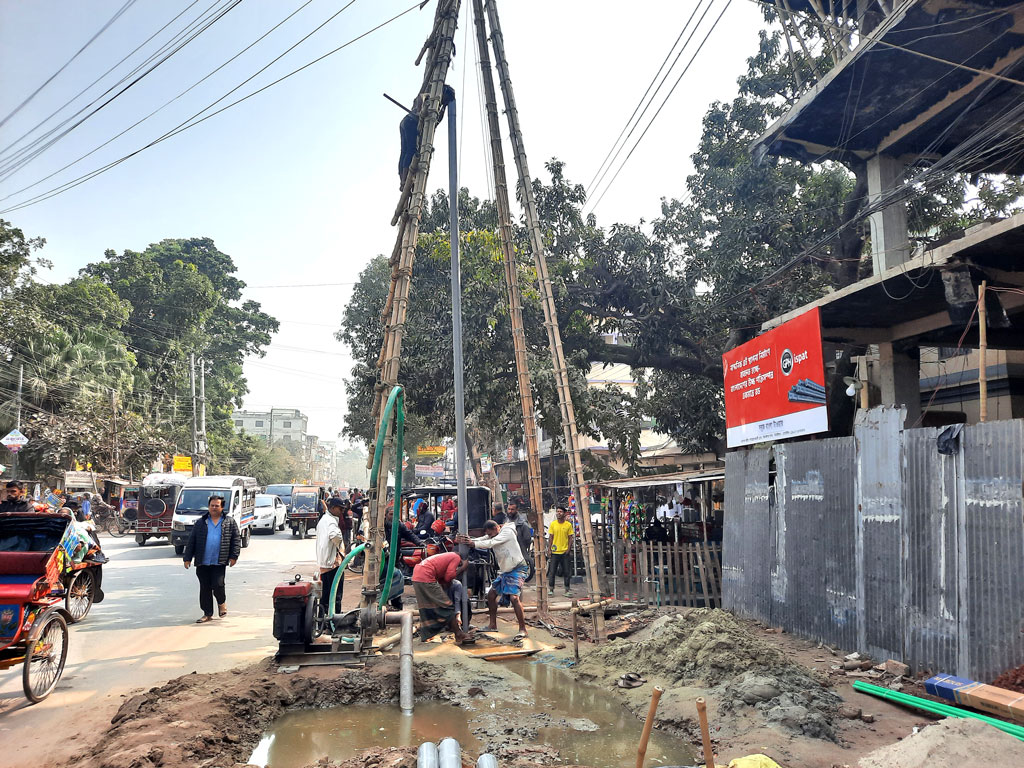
[483,0,605,640]
[363,0,463,604]
[979,280,988,423]
[571,598,580,662]
[635,686,665,768]
[472,0,547,612]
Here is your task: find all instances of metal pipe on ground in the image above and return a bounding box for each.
[417,742,439,768]
[635,685,664,768]
[384,611,415,714]
[439,737,461,768]
[477,754,499,768]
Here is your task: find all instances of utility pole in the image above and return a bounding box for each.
[472,0,547,612]
[199,357,207,469]
[110,389,119,472]
[362,0,462,609]
[484,0,604,637]
[189,353,198,477]
[13,364,23,478]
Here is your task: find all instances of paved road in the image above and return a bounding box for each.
[0,528,325,768]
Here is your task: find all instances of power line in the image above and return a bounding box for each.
[588,0,734,214]
[585,0,710,198]
[0,0,249,192]
[0,0,426,215]
[0,0,139,130]
[0,0,205,161]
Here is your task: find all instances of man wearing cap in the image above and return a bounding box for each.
[0,481,31,513]
[316,497,348,616]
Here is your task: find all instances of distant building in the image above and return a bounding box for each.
[231,408,308,446]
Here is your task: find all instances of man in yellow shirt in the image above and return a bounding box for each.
[546,506,574,597]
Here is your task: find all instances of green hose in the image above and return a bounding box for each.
[367,385,406,610]
[852,680,1024,741]
[326,543,366,618]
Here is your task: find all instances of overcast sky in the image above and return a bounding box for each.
[0,0,764,444]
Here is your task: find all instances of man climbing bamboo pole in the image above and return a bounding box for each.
[362,0,463,607]
[471,0,548,614]
[483,0,605,638]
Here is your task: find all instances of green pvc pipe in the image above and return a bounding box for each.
[367,385,406,610]
[852,680,1024,742]
[327,543,366,617]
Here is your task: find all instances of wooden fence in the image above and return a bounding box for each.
[608,540,722,608]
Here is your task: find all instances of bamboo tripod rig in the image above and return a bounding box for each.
[363,0,606,640]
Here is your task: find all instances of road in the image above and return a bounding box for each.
[0,528,325,768]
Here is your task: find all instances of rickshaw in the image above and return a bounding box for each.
[0,509,106,702]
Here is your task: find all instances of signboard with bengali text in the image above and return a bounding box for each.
[414,463,446,478]
[417,445,446,458]
[172,455,194,474]
[721,308,829,448]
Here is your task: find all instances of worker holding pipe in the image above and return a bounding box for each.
[411,551,475,645]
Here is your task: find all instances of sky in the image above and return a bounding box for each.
[0,0,765,444]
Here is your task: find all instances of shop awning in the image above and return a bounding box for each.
[594,468,725,490]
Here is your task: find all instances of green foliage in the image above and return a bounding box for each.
[1,226,277,481]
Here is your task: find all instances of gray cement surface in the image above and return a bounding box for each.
[0,529,322,768]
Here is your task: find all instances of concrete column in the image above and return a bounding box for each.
[878,342,920,427]
[867,154,910,274]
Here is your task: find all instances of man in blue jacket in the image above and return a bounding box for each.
[183,495,241,624]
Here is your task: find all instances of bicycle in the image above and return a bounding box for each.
[104,508,136,538]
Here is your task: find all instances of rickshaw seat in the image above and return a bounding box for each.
[0,552,50,576]
[0,574,41,600]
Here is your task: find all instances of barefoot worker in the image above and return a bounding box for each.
[411,551,475,644]
[458,518,530,641]
[183,496,241,624]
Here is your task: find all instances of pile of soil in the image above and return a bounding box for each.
[991,662,1024,694]
[856,718,1024,767]
[574,609,842,740]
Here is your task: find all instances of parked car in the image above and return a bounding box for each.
[170,475,257,555]
[254,494,286,534]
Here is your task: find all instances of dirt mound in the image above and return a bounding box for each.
[574,609,841,740]
[991,662,1024,693]
[856,718,1024,767]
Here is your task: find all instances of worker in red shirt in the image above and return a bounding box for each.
[411,551,475,645]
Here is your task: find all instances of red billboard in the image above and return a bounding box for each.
[721,307,828,448]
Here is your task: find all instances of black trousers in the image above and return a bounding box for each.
[548,551,571,590]
[320,566,342,616]
[196,565,226,617]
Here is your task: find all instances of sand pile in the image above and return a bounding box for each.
[575,609,842,740]
[857,718,1024,767]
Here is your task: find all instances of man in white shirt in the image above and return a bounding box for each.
[458,519,529,640]
[316,498,347,616]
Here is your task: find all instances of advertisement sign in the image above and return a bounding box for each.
[415,463,445,478]
[721,307,828,448]
[172,454,193,474]
[1,428,28,453]
[63,470,97,489]
[417,445,446,458]
[480,454,493,473]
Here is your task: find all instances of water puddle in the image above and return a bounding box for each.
[250,659,695,768]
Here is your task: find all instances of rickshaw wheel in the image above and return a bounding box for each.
[66,570,94,623]
[23,610,69,703]
[106,516,129,537]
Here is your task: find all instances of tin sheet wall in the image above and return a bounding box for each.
[723,412,1024,680]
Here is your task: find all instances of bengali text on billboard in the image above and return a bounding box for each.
[721,307,829,448]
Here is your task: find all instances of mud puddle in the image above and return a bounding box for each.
[248,702,479,768]
[250,658,695,768]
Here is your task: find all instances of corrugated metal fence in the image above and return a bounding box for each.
[723,408,1024,682]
